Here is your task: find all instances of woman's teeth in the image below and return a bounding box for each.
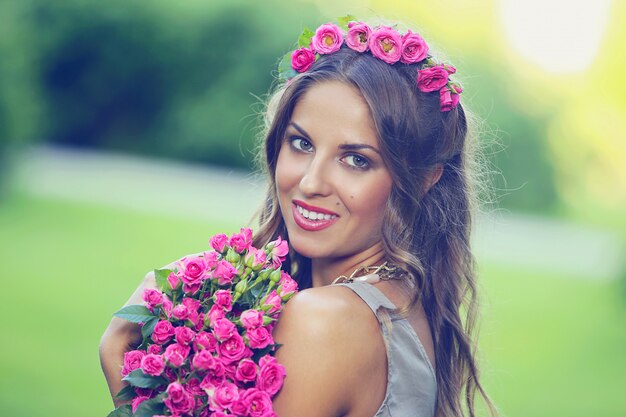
[296,205,337,221]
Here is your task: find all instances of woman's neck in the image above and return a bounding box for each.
[310,243,387,287]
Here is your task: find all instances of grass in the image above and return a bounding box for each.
[0,192,624,417]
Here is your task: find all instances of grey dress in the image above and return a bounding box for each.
[333,281,437,417]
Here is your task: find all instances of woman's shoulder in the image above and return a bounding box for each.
[271,286,388,416]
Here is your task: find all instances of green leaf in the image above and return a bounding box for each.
[107,404,132,417]
[154,268,172,294]
[278,51,297,81]
[123,369,167,389]
[113,385,136,401]
[337,15,357,31]
[298,27,314,48]
[141,316,158,341]
[113,305,155,323]
[134,393,165,417]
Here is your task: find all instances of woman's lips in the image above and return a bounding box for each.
[291,201,340,231]
[292,199,339,216]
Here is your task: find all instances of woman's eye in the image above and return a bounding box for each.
[344,154,370,169]
[290,137,313,152]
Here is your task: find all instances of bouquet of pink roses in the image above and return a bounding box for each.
[108,228,296,417]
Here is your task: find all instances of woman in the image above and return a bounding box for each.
[100,19,497,417]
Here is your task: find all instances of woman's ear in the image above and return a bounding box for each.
[425,164,444,192]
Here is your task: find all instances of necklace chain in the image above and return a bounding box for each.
[331,261,404,285]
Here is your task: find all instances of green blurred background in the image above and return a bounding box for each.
[1,0,625,416]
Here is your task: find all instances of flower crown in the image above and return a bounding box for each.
[278,16,463,112]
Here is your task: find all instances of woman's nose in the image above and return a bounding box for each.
[298,156,333,197]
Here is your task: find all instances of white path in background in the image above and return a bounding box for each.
[10,145,624,281]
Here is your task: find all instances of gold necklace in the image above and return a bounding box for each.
[331,261,404,285]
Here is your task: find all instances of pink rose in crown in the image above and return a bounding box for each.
[369,26,403,64]
[439,84,463,112]
[401,29,429,64]
[417,65,450,93]
[312,23,343,54]
[346,21,371,52]
[291,47,316,73]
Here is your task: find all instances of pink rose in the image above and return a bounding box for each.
[175,326,196,346]
[239,388,273,417]
[178,255,209,286]
[262,290,283,315]
[163,343,190,367]
[214,290,233,312]
[167,272,181,291]
[229,231,250,253]
[203,250,219,269]
[346,21,371,52]
[235,358,257,383]
[369,26,402,64]
[257,355,286,396]
[200,359,226,387]
[213,317,237,341]
[269,236,289,268]
[291,47,315,73]
[311,23,343,54]
[210,233,229,253]
[278,271,298,299]
[142,288,163,309]
[207,304,226,327]
[212,260,238,285]
[439,84,462,112]
[245,248,267,270]
[401,29,429,64]
[147,344,162,355]
[245,326,273,349]
[172,304,190,321]
[161,296,173,318]
[229,399,248,417]
[192,349,216,371]
[194,331,218,352]
[240,309,264,329]
[121,350,145,377]
[151,320,175,344]
[164,382,195,415]
[217,333,248,363]
[141,353,165,376]
[210,382,240,412]
[131,394,151,413]
[417,65,449,93]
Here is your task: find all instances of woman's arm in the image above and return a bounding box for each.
[99,271,156,407]
[271,286,387,417]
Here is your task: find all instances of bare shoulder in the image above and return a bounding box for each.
[272,286,387,417]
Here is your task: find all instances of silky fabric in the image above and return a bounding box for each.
[333,282,437,417]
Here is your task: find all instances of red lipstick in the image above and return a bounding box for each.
[291,200,340,231]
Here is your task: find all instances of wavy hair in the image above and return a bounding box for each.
[252,46,497,417]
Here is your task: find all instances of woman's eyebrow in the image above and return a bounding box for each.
[288,122,311,139]
[289,122,381,155]
[338,143,381,155]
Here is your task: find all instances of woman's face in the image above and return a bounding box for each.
[275,80,393,260]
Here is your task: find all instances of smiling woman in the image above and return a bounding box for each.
[100,16,498,417]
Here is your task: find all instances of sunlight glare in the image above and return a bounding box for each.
[499,0,611,73]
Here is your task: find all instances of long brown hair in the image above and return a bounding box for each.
[252,46,497,417]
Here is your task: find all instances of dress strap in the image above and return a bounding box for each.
[333,281,398,317]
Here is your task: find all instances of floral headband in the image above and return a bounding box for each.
[278,16,463,112]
